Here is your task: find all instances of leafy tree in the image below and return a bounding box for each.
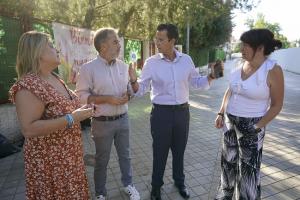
[231,0,261,12]
[1,0,259,38]
[246,13,290,48]
[290,39,300,48]
[0,0,35,32]
[0,0,260,56]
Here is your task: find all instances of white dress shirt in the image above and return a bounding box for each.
[76,55,129,116]
[135,50,210,105]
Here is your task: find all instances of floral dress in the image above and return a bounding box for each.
[9,73,89,200]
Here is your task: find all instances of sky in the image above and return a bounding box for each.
[232,0,300,41]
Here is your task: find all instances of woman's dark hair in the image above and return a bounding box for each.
[157,23,179,43]
[240,28,282,56]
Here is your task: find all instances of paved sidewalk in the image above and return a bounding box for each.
[0,59,299,200]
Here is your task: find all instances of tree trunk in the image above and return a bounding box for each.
[19,0,34,33]
[118,6,136,37]
[83,0,96,29]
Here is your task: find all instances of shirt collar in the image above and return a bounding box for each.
[158,49,182,62]
[97,54,116,66]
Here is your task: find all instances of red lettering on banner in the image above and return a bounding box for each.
[73,58,93,66]
[69,28,94,45]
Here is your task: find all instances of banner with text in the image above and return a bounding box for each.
[52,22,124,84]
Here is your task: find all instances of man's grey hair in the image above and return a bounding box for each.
[93,28,118,52]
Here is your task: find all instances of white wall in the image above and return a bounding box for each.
[270,47,300,74]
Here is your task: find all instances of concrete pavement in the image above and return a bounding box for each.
[0,59,299,199]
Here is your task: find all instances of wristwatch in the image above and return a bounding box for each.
[130,79,137,85]
[209,73,215,79]
[253,124,262,134]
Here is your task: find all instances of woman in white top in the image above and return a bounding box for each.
[214,29,284,200]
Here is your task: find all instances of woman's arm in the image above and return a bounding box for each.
[219,87,231,114]
[255,65,284,128]
[215,87,231,128]
[15,89,93,138]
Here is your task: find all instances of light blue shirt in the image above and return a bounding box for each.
[135,50,210,105]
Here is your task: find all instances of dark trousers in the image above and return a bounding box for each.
[150,103,190,188]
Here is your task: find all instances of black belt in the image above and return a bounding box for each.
[93,113,126,121]
[153,102,189,109]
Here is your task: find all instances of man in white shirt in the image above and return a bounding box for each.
[129,23,215,200]
[76,28,140,200]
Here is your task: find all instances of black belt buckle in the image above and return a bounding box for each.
[179,103,189,108]
[94,113,125,121]
[172,103,188,108]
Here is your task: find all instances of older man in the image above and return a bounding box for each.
[129,23,215,200]
[76,28,140,200]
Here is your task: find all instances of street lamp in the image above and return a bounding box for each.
[186,6,190,54]
[186,20,190,54]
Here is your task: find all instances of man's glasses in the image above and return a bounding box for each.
[153,38,170,44]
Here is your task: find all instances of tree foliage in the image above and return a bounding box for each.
[124,39,141,64]
[180,0,233,49]
[0,0,258,51]
[246,13,290,48]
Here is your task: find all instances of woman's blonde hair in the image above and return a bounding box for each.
[16,31,50,78]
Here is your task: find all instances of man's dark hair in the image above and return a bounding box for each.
[157,23,179,43]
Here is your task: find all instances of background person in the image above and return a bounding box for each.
[214,28,284,200]
[9,31,93,199]
[76,28,140,200]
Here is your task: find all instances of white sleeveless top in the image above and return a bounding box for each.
[226,59,277,117]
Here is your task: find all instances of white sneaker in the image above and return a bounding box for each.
[95,195,106,200]
[123,185,140,200]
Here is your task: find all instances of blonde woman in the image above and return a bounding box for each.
[9,31,93,199]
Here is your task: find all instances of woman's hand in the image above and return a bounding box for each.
[71,104,94,123]
[215,115,224,129]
